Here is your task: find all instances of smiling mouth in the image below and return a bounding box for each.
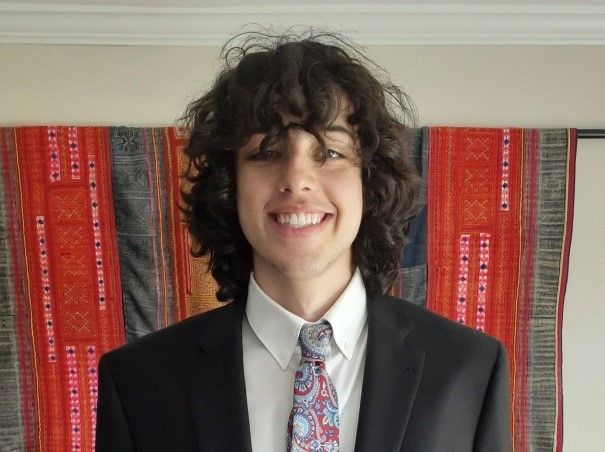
[272,213,330,229]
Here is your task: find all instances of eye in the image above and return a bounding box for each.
[326,148,343,159]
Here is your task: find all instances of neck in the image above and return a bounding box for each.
[252,264,354,322]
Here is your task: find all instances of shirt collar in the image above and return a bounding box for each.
[245,268,368,370]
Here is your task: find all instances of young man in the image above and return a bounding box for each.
[96,33,511,451]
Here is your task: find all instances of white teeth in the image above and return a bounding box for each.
[276,213,323,228]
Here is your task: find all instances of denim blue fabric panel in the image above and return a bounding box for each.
[400,127,428,306]
[0,128,27,451]
[109,128,175,342]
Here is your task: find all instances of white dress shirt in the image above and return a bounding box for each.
[243,268,368,452]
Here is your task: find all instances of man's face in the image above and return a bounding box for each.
[235,101,363,286]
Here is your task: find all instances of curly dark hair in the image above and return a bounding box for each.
[181,30,420,303]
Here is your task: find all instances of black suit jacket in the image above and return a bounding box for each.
[96,295,512,451]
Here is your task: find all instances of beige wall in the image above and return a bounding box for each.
[1,43,604,450]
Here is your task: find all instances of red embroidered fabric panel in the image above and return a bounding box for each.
[13,127,124,450]
[427,127,576,451]
[428,128,520,341]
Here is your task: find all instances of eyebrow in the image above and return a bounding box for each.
[250,123,356,143]
[323,125,355,139]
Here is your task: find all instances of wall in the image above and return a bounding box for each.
[1,43,603,450]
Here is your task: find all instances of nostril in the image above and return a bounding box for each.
[279,184,310,193]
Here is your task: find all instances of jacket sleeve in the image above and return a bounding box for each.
[473,342,513,452]
[95,353,136,452]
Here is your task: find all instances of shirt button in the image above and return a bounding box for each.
[344,342,351,351]
[280,350,289,361]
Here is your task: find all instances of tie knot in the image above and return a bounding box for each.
[298,322,333,361]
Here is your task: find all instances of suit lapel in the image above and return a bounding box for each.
[354,296,425,452]
[188,301,252,452]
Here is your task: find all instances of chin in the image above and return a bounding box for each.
[275,254,352,282]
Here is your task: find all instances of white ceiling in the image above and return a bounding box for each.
[1,1,605,45]
[5,0,605,5]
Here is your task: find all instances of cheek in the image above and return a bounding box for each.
[337,171,364,223]
[235,169,267,230]
[353,184,364,224]
[350,170,364,205]
[235,170,252,229]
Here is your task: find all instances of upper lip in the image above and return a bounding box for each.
[269,206,333,215]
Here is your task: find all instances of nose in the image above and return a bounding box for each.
[278,131,317,194]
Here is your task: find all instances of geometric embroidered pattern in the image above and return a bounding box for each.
[476,233,491,332]
[88,157,106,310]
[287,322,339,452]
[456,234,470,325]
[61,283,90,306]
[463,199,489,225]
[60,253,87,278]
[63,311,93,336]
[57,225,85,249]
[51,191,87,221]
[501,129,511,210]
[463,136,490,162]
[48,126,61,183]
[37,216,57,362]
[464,168,489,194]
[87,346,98,452]
[66,346,82,452]
[69,126,81,180]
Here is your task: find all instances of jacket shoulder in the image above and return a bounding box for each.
[100,301,239,368]
[373,294,502,353]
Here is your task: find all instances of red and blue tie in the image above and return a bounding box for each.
[287,322,340,451]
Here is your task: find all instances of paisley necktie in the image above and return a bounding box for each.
[287,322,340,451]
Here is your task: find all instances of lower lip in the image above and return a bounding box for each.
[269,214,333,237]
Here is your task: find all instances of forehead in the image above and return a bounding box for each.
[236,90,358,153]
[278,94,356,136]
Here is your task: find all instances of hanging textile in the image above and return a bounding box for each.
[424,127,576,452]
[0,127,125,451]
[0,126,576,452]
[0,126,220,452]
